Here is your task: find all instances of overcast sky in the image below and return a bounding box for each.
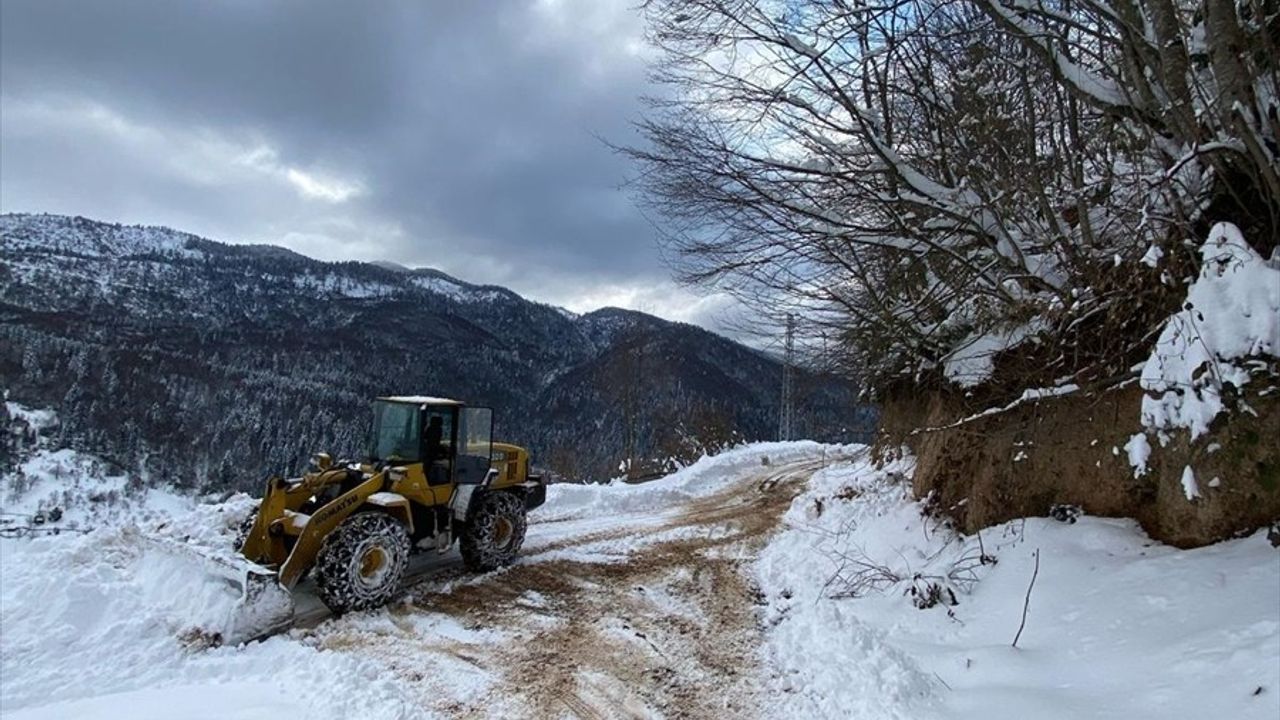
[0,0,744,332]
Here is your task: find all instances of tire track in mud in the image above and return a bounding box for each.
[288,455,839,634]
[303,454,844,719]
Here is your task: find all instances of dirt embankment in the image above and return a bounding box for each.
[878,383,1280,547]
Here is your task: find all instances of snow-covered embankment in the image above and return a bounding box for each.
[755,451,1280,719]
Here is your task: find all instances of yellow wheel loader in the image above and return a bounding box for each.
[219,396,545,641]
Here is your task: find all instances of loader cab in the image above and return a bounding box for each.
[369,397,493,486]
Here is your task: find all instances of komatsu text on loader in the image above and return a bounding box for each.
[221,396,545,640]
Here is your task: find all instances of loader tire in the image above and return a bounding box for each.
[460,491,527,572]
[314,512,410,614]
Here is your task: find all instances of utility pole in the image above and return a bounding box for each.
[779,314,795,441]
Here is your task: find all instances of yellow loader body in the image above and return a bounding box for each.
[240,441,539,590]
[178,398,544,645]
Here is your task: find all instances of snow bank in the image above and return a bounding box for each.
[0,522,421,719]
[1140,222,1280,438]
[0,483,421,718]
[756,451,1280,719]
[755,452,941,717]
[538,440,836,522]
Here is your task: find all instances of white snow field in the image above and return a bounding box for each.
[757,452,1280,720]
[2,439,1277,719]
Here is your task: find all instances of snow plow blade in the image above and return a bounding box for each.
[140,536,296,646]
[225,563,296,643]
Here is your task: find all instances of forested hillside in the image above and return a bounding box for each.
[0,213,871,489]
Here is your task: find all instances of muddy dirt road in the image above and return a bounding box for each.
[299,452,841,719]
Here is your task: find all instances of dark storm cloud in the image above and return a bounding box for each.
[0,0,734,328]
[2,1,401,144]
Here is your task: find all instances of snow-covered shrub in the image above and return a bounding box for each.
[908,581,958,610]
[800,458,996,609]
[1140,223,1280,439]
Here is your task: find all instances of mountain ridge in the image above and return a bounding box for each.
[0,213,870,488]
[0,212,775,355]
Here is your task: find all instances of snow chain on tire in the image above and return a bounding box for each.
[460,491,527,572]
[314,511,410,614]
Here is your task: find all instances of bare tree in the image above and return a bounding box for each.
[629,0,1278,395]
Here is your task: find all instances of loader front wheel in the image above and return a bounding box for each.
[315,512,410,614]
[460,491,527,572]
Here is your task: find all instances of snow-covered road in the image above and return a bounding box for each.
[297,449,835,718]
[0,443,842,719]
[2,441,1277,720]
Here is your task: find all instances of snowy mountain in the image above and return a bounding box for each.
[0,213,871,488]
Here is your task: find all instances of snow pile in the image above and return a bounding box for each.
[0,506,422,719]
[755,450,1280,719]
[755,451,941,717]
[0,434,421,719]
[1140,222,1280,439]
[539,440,836,522]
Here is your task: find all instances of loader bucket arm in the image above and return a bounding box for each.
[241,465,369,569]
[277,471,386,588]
[239,475,291,565]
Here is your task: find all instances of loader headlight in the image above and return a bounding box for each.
[388,467,407,483]
[310,453,333,471]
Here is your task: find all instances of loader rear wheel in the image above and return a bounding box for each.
[460,491,527,572]
[315,512,410,614]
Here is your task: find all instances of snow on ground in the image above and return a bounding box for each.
[1,400,195,530]
[0,446,192,529]
[3,429,1277,719]
[0,489,419,719]
[0,434,833,719]
[756,449,1280,720]
[538,440,833,522]
[8,683,299,720]
[0,401,419,718]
